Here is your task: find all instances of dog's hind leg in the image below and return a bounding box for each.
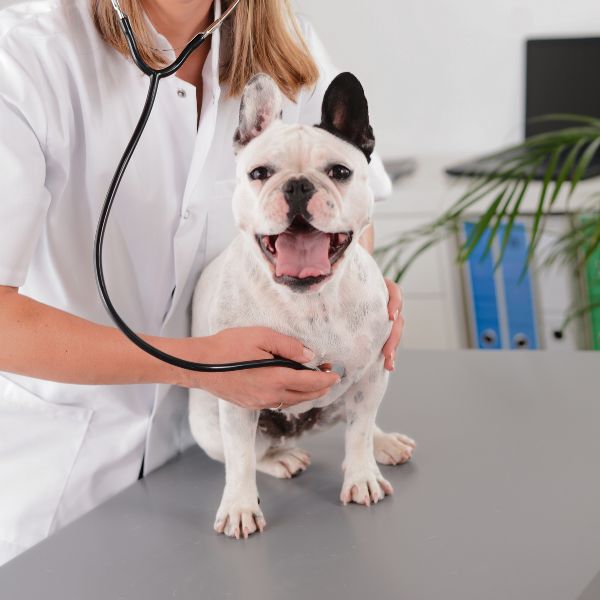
[256,441,311,479]
[373,425,416,466]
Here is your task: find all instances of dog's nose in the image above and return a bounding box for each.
[283,177,316,220]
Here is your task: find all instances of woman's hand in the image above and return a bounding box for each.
[172,327,340,410]
[382,278,404,371]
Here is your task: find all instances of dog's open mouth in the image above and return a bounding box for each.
[256,216,353,285]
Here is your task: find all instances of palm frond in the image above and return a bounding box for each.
[376,115,600,295]
[560,299,600,331]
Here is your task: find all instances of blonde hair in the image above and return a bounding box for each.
[91,0,320,100]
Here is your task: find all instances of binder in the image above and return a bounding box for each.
[462,221,539,350]
[583,230,600,350]
[463,222,502,349]
[498,223,539,349]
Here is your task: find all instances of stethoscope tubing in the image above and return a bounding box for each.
[93,13,316,373]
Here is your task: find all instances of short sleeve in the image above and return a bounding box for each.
[0,49,51,287]
[294,16,392,201]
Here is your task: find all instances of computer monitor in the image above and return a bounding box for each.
[525,37,600,138]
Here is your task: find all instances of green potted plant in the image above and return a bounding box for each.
[375,115,600,343]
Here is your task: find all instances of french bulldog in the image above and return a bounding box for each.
[189,72,415,539]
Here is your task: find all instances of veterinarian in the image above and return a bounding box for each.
[0,0,403,564]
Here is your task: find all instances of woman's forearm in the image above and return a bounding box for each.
[0,286,182,386]
[0,287,341,410]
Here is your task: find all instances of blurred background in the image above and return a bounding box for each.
[296,0,600,156]
[2,0,599,352]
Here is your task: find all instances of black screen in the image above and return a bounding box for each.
[525,37,600,138]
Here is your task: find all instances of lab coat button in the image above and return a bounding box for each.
[177,89,187,98]
[182,210,190,220]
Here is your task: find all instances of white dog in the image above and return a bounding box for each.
[189,72,415,539]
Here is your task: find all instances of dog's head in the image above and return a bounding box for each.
[231,72,376,293]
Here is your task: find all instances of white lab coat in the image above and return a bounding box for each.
[0,0,391,564]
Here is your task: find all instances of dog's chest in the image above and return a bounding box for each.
[287,299,386,374]
[214,283,390,381]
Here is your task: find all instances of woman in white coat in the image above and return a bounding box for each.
[0,0,403,564]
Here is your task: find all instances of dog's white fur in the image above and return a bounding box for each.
[189,74,415,539]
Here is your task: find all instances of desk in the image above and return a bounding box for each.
[1,351,599,600]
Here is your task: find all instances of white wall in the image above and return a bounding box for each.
[293,0,600,158]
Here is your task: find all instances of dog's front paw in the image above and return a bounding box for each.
[340,466,393,506]
[214,495,266,539]
[374,431,416,465]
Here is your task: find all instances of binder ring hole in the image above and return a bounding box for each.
[513,333,530,349]
[481,329,497,347]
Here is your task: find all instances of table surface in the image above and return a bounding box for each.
[1,350,600,600]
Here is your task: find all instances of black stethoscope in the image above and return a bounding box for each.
[94,0,317,374]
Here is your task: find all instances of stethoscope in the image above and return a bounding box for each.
[94,0,319,374]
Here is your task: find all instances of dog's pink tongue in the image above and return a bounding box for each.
[275,230,331,278]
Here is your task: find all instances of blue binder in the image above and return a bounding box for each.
[464,223,502,349]
[499,223,539,349]
[463,221,539,350]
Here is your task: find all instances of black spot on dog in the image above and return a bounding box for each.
[346,409,356,426]
[258,408,325,438]
[258,404,345,439]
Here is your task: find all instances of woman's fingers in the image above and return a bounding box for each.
[382,278,404,371]
[384,278,402,321]
[281,385,337,405]
[238,368,340,409]
[382,313,404,371]
[256,328,316,364]
[278,368,340,393]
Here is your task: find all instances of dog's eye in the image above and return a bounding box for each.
[327,164,353,181]
[249,166,273,181]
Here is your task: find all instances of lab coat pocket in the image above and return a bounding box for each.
[0,376,92,562]
[205,178,238,265]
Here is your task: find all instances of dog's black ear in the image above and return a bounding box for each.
[234,74,283,151]
[317,72,375,162]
